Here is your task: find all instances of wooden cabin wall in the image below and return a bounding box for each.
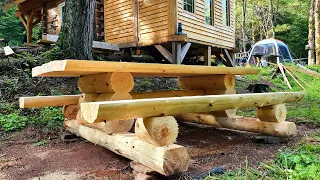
[138,0,169,46]
[104,0,135,44]
[46,5,62,35]
[176,0,235,49]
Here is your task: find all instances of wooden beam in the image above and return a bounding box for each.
[224,49,235,67]
[32,60,261,77]
[17,14,27,28]
[154,45,172,63]
[204,46,212,66]
[80,92,306,123]
[64,120,190,176]
[180,43,191,63]
[92,41,120,51]
[278,63,292,89]
[19,95,81,108]
[131,90,206,99]
[175,114,297,137]
[283,66,307,91]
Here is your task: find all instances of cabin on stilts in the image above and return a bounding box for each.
[13,0,236,66]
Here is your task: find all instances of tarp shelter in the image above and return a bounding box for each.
[247,39,293,65]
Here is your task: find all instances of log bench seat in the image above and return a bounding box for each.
[20,60,306,176]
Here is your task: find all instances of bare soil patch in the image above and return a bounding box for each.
[0,123,317,180]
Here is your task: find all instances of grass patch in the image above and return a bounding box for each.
[205,133,320,180]
[240,65,320,126]
[0,104,64,133]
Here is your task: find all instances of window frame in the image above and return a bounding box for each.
[222,0,230,26]
[183,0,195,14]
[204,0,214,26]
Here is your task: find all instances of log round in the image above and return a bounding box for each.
[135,116,179,146]
[179,74,235,90]
[94,92,134,134]
[78,72,134,93]
[64,120,190,176]
[206,88,237,117]
[62,105,79,120]
[257,104,287,122]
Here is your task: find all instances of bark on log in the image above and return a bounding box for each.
[135,116,179,146]
[175,113,296,137]
[62,105,79,120]
[179,75,235,90]
[257,104,287,122]
[64,120,190,176]
[78,72,134,93]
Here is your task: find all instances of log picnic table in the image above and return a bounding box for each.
[20,60,306,176]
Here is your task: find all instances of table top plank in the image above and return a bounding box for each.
[32,60,260,77]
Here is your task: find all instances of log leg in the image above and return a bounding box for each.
[175,113,296,137]
[64,120,190,176]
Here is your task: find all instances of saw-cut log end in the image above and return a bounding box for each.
[162,145,190,175]
[96,92,132,102]
[104,120,134,134]
[135,116,179,146]
[257,104,287,122]
[19,97,25,108]
[80,103,100,123]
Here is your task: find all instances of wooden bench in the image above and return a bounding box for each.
[20,60,306,176]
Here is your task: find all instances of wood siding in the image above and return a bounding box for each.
[104,0,135,44]
[177,0,235,49]
[138,0,169,45]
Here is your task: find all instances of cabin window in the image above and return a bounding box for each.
[205,0,214,25]
[184,0,195,13]
[222,0,230,26]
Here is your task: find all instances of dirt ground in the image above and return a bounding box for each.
[0,123,318,180]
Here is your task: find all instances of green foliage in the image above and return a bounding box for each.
[0,112,28,132]
[0,6,24,47]
[30,107,64,131]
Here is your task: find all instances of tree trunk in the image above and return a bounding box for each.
[62,0,95,60]
[315,0,320,65]
[309,0,315,65]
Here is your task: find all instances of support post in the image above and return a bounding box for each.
[204,46,212,66]
[176,42,182,64]
[172,42,177,64]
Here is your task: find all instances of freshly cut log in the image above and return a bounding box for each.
[78,72,134,93]
[19,95,81,108]
[79,92,134,134]
[32,60,260,77]
[80,92,306,123]
[257,104,287,122]
[96,92,132,102]
[62,105,79,120]
[179,75,235,90]
[135,116,179,146]
[131,90,205,99]
[175,113,296,137]
[79,93,99,103]
[64,120,190,176]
